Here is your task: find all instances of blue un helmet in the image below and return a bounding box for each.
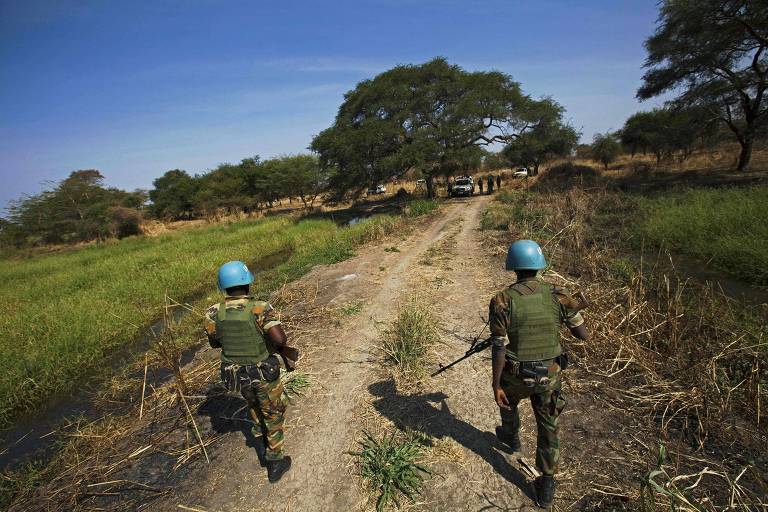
[505,240,547,271]
[217,260,254,291]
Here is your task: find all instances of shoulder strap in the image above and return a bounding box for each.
[217,301,228,321]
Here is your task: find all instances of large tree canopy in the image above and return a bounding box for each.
[638,0,768,171]
[311,58,547,197]
[502,98,579,174]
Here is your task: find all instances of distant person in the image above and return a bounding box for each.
[204,261,299,483]
[489,240,589,509]
[448,179,454,197]
[496,174,501,190]
[487,174,494,194]
[478,177,484,194]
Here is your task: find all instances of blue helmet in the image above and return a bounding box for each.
[505,240,547,271]
[217,260,254,291]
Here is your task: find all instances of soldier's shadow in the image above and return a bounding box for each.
[369,379,535,501]
[197,386,268,467]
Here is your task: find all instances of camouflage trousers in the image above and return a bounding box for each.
[241,378,287,461]
[498,360,566,476]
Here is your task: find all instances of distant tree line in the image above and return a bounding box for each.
[1,154,329,248]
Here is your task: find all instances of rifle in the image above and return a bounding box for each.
[431,322,490,377]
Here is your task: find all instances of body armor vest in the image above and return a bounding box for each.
[505,281,562,362]
[215,300,270,365]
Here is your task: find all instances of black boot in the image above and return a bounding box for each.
[495,426,522,453]
[534,475,556,509]
[266,456,292,483]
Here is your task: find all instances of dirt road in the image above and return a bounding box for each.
[159,193,545,511]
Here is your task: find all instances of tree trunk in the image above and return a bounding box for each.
[736,134,753,172]
[426,175,435,199]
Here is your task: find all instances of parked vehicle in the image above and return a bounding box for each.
[367,184,387,195]
[449,177,474,197]
[512,168,529,178]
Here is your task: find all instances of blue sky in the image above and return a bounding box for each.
[0,0,666,209]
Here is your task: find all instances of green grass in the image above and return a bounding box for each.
[353,430,432,512]
[281,370,312,401]
[0,214,401,428]
[406,199,439,217]
[632,185,768,284]
[381,298,437,379]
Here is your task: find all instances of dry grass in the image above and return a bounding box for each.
[380,298,439,381]
[482,183,767,510]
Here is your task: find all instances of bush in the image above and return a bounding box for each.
[532,162,602,191]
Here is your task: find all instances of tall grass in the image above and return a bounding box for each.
[633,185,768,284]
[0,214,401,428]
[406,199,439,217]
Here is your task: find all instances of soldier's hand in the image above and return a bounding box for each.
[494,387,511,410]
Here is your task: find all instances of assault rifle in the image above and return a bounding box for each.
[431,322,490,377]
[430,290,590,378]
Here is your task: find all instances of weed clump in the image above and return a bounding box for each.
[353,431,431,512]
[406,199,439,217]
[381,298,438,379]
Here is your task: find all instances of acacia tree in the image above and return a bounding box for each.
[502,99,579,174]
[638,0,768,171]
[621,108,719,164]
[149,169,199,219]
[270,154,330,208]
[592,132,622,170]
[312,58,542,198]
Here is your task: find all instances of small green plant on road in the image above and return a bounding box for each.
[353,430,432,512]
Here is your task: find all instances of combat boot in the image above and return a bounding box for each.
[266,456,292,483]
[534,475,556,509]
[495,426,522,453]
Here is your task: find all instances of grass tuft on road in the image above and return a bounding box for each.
[381,298,437,379]
[353,430,432,512]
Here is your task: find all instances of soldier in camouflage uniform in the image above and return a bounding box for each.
[489,240,588,509]
[204,260,298,483]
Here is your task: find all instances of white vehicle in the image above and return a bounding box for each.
[367,184,387,195]
[449,177,474,197]
[512,168,529,178]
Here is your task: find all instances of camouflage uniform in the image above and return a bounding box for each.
[204,296,287,461]
[489,277,584,476]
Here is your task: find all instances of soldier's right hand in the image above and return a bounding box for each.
[494,387,511,410]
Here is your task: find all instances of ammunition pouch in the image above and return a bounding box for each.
[506,358,553,388]
[221,355,281,392]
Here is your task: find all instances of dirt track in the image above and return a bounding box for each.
[156,193,558,511]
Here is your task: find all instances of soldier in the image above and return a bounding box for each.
[478,177,484,194]
[496,174,502,190]
[489,240,588,509]
[487,174,495,194]
[204,261,298,483]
